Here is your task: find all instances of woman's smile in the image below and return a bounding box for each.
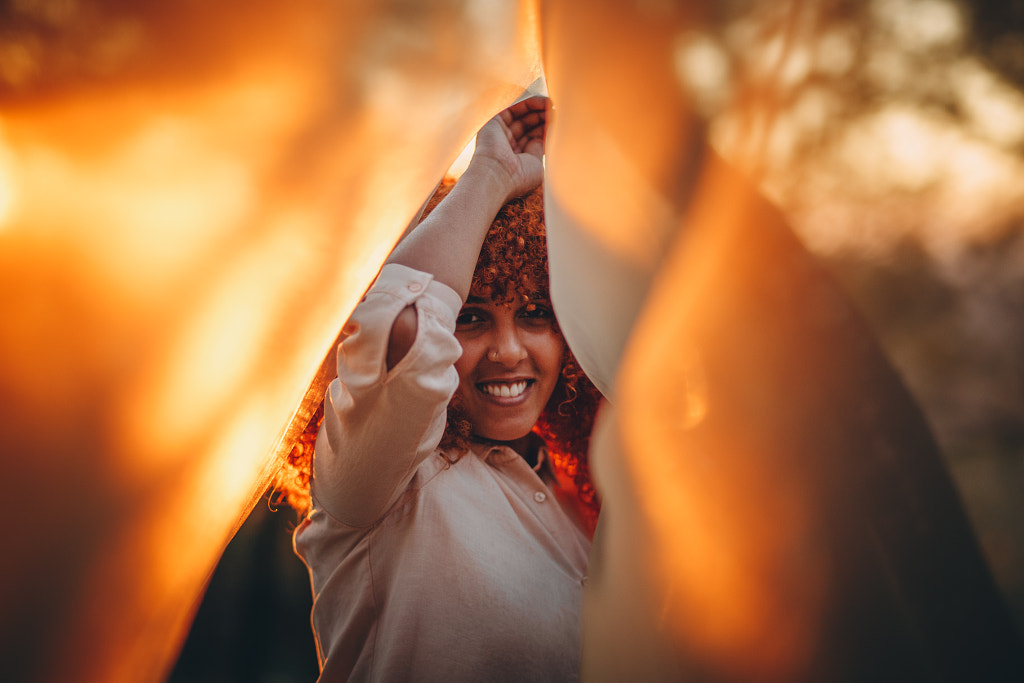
[477,378,533,400]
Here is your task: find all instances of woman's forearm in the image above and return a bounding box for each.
[386,162,511,302]
[382,164,509,370]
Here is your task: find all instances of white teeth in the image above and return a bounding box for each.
[480,381,528,398]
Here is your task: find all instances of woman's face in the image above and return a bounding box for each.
[453,294,565,445]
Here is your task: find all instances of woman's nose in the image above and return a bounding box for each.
[489,323,527,366]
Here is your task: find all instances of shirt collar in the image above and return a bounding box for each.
[471,440,554,477]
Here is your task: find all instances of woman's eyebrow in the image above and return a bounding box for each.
[465,295,486,304]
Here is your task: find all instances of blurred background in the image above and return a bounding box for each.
[1,0,1020,681]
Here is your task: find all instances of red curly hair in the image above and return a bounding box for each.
[273,178,603,531]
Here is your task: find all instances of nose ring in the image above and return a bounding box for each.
[488,349,499,361]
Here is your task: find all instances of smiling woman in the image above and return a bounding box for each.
[272,97,603,681]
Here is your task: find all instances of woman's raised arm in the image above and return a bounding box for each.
[385,96,547,368]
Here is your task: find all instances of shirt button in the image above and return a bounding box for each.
[408,282,423,292]
[534,491,547,503]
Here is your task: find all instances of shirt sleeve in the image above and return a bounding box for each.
[310,263,463,527]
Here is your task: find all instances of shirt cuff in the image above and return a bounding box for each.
[375,263,463,321]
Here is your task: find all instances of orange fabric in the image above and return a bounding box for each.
[0,3,540,682]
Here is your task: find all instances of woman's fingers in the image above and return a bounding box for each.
[507,112,545,138]
[505,95,547,128]
[513,123,545,154]
[508,94,548,117]
[522,136,544,159]
[502,119,516,147]
[507,109,546,154]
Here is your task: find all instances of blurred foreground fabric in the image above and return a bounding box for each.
[0,2,541,681]
[1,1,1021,682]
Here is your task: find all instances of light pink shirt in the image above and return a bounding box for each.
[294,264,591,682]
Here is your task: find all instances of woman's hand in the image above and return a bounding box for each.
[468,95,547,203]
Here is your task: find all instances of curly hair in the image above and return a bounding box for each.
[272,178,603,531]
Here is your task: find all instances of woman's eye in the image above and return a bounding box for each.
[456,311,484,326]
[520,304,554,321]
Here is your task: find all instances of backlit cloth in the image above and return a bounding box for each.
[0,3,540,682]
[0,1,1021,682]
[544,3,1021,679]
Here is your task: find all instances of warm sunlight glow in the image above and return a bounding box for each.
[15,124,254,296]
[674,32,730,115]
[955,58,1024,148]
[448,136,476,178]
[125,226,299,462]
[0,4,544,682]
[816,29,856,76]
[720,34,1024,263]
[792,102,1024,258]
[617,206,824,680]
[871,0,963,52]
[0,144,13,229]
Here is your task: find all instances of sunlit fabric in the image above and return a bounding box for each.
[0,2,540,681]
[1,1,1022,682]
[542,0,1023,680]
